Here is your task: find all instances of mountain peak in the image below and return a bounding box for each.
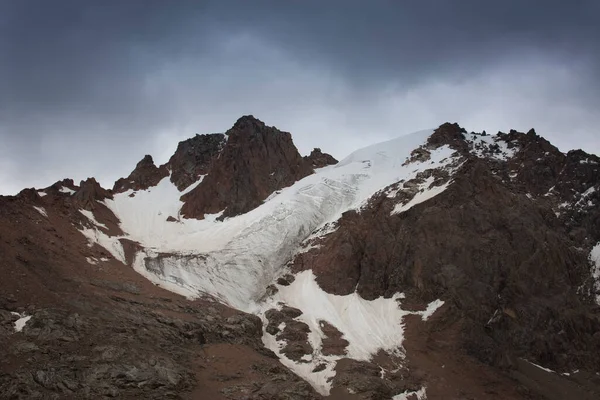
[113,154,168,193]
[232,114,266,131]
[304,148,338,168]
[180,117,313,219]
[138,154,156,166]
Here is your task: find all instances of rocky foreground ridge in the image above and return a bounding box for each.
[1,116,600,400]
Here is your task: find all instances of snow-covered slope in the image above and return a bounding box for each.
[90,129,455,311]
[77,128,456,395]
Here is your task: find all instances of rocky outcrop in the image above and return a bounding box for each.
[426,122,469,154]
[180,116,314,219]
[74,178,113,210]
[166,133,226,191]
[304,148,337,168]
[113,155,169,193]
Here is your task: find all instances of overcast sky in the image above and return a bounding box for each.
[1,0,599,194]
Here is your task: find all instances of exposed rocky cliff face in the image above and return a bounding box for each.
[113,155,169,193]
[166,133,226,191]
[180,116,314,219]
[304,148,338,169]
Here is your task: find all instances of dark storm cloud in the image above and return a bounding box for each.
[1,0,599,194]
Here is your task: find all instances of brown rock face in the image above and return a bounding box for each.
[113,155,168,193]
[180,115,314,219]
[166,133,226,190]
[74,178,113,210]
[320,321,348,356]
[304,148,338,168]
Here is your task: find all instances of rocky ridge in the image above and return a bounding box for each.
[1,118,600,399]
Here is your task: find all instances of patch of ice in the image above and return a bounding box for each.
[574,186,597,209]
[264,190,282,202]
[203,210,225,222]
[59,186,75,195]
[581,186,596,197]
[33,206,47,217]
[79,227,126,264]
[79,209,108,229]
[258,270,410,395]
[465,133,517,161]
[12,313,32,332]
[180,175,205,195]
[393,386,427,400]
[524,359,555,373]
[38,191,47,197]
[419,299,445,321]
[544,186,556,197]
[392,177,452,215]
[86,257,98,265]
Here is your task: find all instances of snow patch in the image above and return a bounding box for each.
[180,175,205,195]
[393,386,427,400]
[33,206,47,217]
[59,186,75,195]
[79,227,126,264]
[79,209,107,229]
[11,312,32,332]
[38,191,47,197]
[419,299,445,321]
[392,177,452,215]
[259,270,410,395]
[86,257,98,265]
[465,133,517,161]
[523,359,555,373]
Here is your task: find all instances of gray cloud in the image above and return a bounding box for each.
[1,0,599,194]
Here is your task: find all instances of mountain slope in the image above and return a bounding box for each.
[1,117,600,399]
